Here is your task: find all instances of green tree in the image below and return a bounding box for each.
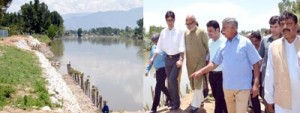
[77,28,82,37]
[50,11,64,36]
[278,0,300,25]
[47,24,57,40]
[148,25,164,37]
[21,0,51,34]
[20,1,36,34]
[278,0,293,13]
[134,18,143,39]
[10,0,65,39]
[0,0,12,22]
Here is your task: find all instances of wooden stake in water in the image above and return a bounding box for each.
[91,85,96,104]
[67,63,71,75]
[99,96,103,109]
[80,73,84,90]
[96,88,99,107]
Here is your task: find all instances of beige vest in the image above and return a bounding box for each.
[270,36,300,109]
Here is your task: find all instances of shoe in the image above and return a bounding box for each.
[166,100,173,107]
[150,110,157,113]
[189,107,199,113]
[170,106,179,111]
[165,100,172,107]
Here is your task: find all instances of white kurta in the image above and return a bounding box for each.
[264,38,300,113]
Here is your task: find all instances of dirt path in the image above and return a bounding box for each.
[156,91,266,113]
[63,74,99,113]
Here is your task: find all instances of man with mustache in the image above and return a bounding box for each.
[264,11,300,113]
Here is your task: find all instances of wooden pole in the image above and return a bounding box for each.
[75,72,78,83]
[99,95,103,109]
[91,85,95,104]
[67,62,71,75]
[95,88,99,107]
[84,78,89,95]
[85,76,90,97]
[88,79,90,97]
[77,72,80,84]
[73,72,75,80]
[80,73,84,90]
[74,72,76,81]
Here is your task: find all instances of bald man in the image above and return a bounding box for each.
[185,15,209,113]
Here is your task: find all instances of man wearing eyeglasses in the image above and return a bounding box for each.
[184,15,209,113]
[149,10,185,111]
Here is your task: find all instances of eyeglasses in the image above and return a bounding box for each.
[186,22,193,26]
[166,19,174,22]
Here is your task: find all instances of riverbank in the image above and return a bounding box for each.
[0,35,81,112]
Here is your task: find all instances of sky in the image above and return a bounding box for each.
[144,0,284,32]
[7,0,143,14]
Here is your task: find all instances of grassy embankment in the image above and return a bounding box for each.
[32,34,52,44]
[0,45,55,110]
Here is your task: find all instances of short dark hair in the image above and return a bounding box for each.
[151,33,160,41]
[269,16,279,25]
[250,31,261,40]
[165,10,175,20]
[206,20,220,30]
[279,11,298,24]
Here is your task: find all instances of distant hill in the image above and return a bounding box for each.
[62,7,143,30]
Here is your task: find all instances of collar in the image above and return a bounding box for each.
[282,35,298,45]
[168,27,175,31]
[227,33,239,43]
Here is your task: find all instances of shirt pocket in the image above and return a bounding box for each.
[237,49,246,62]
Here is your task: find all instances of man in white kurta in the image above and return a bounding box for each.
[265,37,300,113]
[264,11,300,113]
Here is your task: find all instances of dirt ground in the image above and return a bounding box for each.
[155,91,266,113]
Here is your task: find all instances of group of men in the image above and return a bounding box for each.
[145,10,300,113]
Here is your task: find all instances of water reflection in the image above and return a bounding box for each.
[51,36,145,111]
[50,39,64,58]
